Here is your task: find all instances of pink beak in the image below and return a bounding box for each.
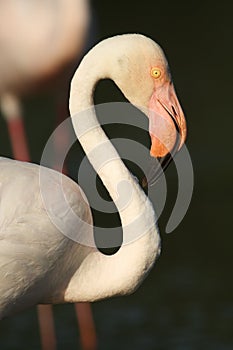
[148,81,187,158]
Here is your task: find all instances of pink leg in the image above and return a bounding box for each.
[37,305,57,350]
[75,303,98,350]
[7,116,30,161]
[1,94,57,350]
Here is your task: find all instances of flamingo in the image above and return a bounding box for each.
[0,1,97,349]
[0,33,187,341]
[0,0,90,165]
[0,0,90,93]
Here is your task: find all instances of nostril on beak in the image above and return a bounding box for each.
[171,105,177,116]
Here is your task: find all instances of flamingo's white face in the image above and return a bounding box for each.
[106,34,187,159]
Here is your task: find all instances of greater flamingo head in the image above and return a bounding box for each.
[103,34,187,160]
[71,34,187,184]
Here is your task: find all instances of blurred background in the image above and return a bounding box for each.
[0,0,232,349]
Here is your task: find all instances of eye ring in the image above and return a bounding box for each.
[151,67,161,79]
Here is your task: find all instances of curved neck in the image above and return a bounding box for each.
[69,50,153,232]
[66,45,161,301]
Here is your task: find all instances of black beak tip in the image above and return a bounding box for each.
[145,129,181,187]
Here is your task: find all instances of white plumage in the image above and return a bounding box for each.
[0,0,90,94]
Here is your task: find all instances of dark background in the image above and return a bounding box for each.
[0,0,232,349]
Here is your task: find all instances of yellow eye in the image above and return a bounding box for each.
[151,67,161,79]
